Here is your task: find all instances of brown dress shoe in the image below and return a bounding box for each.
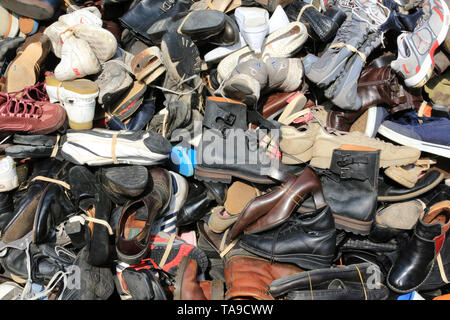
[5,33,51,93]
[116,168,172,265]
[229,167,326,239]
[174,256,225,300]
[224,255,302,300]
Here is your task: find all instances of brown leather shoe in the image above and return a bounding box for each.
[174,256,225,300]
[229,167,326,239]
[5,33,51,93]
[116,168,172,265]
[224,255,302,300]
[0,92,66,135]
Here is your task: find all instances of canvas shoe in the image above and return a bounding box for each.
[72,23,118,62]
[391,0,450,87]
[45,74,99,130]
[0,156,18,192]
[385,159,437,189]
[54,35,100,81]
[378,111,450,158]
[58,7,102,28]
[61,129,172,166]
[234,7,270,54]
[43,21,70,58]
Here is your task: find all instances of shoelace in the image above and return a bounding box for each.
[0,93,42,119]
[9,82,49,102]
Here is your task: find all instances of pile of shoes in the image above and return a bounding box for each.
[0,0,449,301]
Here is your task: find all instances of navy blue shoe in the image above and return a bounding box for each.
[378,111,450,158]
[107,98,156,131]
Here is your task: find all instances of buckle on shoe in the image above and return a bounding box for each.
[339,167,351,179]
[216,108,236,126]
[160,0,176,12]
[336,155,353,167]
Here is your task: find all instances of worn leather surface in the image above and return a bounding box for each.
[224,255,302,300]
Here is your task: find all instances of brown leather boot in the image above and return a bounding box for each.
[174,256,224,300]
[327,66,423,132]
[229,167,326,239]
[224,255,302,300]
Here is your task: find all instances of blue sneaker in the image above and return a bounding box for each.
[378,111,450,158]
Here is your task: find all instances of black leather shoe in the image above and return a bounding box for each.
[270,262,389,300]
[284,1,346,42]
[69,166,112,266]
[176,181,227,227]
[0,37,25,77]
[0,192,14,234]
[240,206,337,270]
[119,0,193,45]
[387,201,450,293]
[378,169,445,202]
[420,183,450,207]
[32,183,75,244]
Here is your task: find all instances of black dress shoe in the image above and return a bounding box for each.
[285,1,346,42]
[176,181,227,227]
[69,166,112,266]
[240,206,337,270]
[32,183,75,244]
[270,262,389,300]
[378,169,445,202]
[119,0,193,45]
[387,201,450,293]
[0,192,14,234]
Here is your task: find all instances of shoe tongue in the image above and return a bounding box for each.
[397,34,410,58]
[328,279,346,290]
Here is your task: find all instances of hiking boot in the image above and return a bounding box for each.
[378,111,450,158]
[0,92,66,135]
[45,74,99,130]
[391,0,450,87]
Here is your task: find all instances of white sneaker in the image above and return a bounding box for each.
[45,74,99,130]
[0,156,18,192]
[234,7,270,54]
[58,7,102,28]
[54,36,100,81]
[43,21,70,58]
[73,23,118,62]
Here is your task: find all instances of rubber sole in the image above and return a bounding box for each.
[173,255,190,300]
[0,0,54,20]
[194,165,275,184]
[378,124,450,158]
[332,213,373,235]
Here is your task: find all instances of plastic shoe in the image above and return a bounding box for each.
[54,36,100,81]
[169,144,197,177]
[45,74,99,130]
[391,0,450,87]
[0,156,18,192]
[234,7,270,54]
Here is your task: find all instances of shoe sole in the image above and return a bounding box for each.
[131,47,163,81]
[332,213,373,235]
[239,241,333,270]
[194,165,275,184]
[377,171,444,202]
[404,0,450,87]
[378,123,450,158]
[0,0,54,20]
[5,41,42,92]
[173,255,189,300]
[350,108,369,134]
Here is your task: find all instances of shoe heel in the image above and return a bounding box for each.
[333,213,373,235]
[69,120,93,130]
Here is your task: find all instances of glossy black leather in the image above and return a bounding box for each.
[378,170,444,199]
[285,1,346,42]
[387,216,443,293]
[240,206,336,270]
[121,268,167,300]
[420,183,450,207]
[69,166,112,266]
[176,181,220,227]
[33,184,75,244]
[119,0,193,45]
[320,149,380,229]
[0,192,14,232]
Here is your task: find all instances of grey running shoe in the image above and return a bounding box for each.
[95,60,133,106]
[222,58,268,106]
[302,14,371,87]
[324,32,383,110]
[264,57,304,92]
[391,0,450,87]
